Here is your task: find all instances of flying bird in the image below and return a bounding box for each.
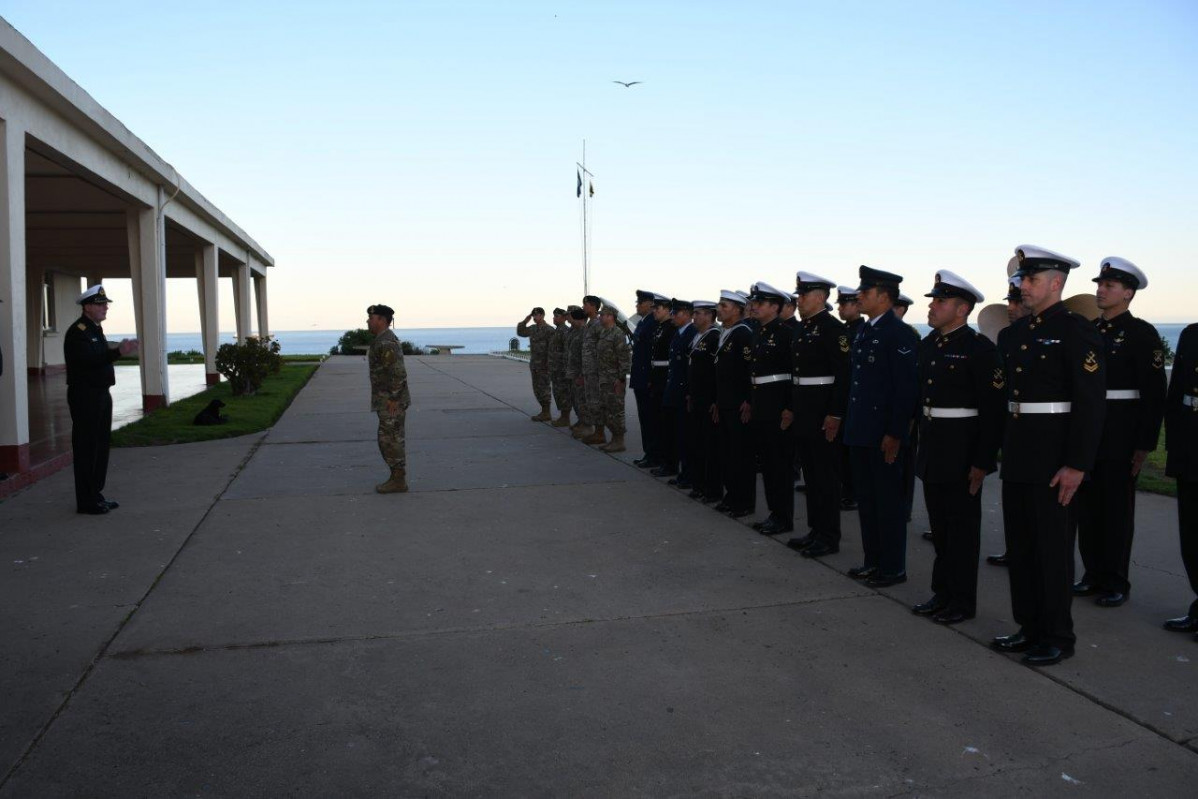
[612,80,643,88]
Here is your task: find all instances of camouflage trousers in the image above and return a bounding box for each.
[599,381,626,434]
[551,371,572,413]
[584,372,604,428]
[530,363,552,407]
[571,378,587,424]
[377,410,406,469]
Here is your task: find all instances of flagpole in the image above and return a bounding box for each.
[576,140,595,296]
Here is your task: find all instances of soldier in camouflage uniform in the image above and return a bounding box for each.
[580,295,605,444]
[367,304,411,493]
[517,307,556,421]
[565,306,588,435]
[548,307,573,426]
[595,306,632,451]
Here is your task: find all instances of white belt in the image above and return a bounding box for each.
[793,376,835,386]
[1184,395,1198,408]
[923,407,978,419]
[651,360,669,367]
[752,373,791,386]
[1008,401,1072,414]
[1106,389,1140,400]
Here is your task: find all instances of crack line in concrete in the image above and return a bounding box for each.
[105,591,879,660]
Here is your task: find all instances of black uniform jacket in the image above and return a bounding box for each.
[1165,323,1198,480]
[749,317,794,422]
[664,323,698,408]
[915,324,1005,482]
[844,309,920,447]
[648,319,677,393]
[790,309,850,435]
[1093,311,1166,460]
[998,302,1106,483]
[630,314,659,392]
[64,315,118,389]
[688,327,721,409]
[715,321,754,411]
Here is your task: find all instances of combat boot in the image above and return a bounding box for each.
[376,466,408,494]
[600,429,625,452]
[551,409,572,427]
[583,427,607,445]
[572,424,593,439]
[531,403,552,422]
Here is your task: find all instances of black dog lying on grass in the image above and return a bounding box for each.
[193,399,228,426]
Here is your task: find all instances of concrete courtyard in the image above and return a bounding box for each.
[1,354,1195,797]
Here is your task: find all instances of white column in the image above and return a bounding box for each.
[25,266,43,372]
[197,244,219,384]
[126,194,168,411]
[253,271,269,339]
[0,118,29,473]
[232,260,251,342]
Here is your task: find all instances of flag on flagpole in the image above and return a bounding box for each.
[576,168,582,198]
[589,181,594,197]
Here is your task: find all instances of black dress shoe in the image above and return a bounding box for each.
[840,499,858,511]
[801,541,838,558]
[635,457,659,469]
[700,495,720,505]
[985,553,1008,566]
[687,489,705,499]
[650,466,678,477]
[101,499,120,510]
[77,503,109,515]
[866,572,907,588]
[991,632,1033,653]
[920,530,933,541]
[785,535,814,551]
[751,520,768,531]
[1096,591,1127,608]
[632,456,649,466]
[1022,645,1073,666]
[932,609,974,625]
[713,502,731,513]
[758,518,794,535]
[674,480,693,490]
[726,508,753,519]
[912,598,947,616]
[848,565,876,579]
[1072,581,1100,596]
[1163,615,1198,633]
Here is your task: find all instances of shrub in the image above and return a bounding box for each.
[333,328,425,356]
[215,336,282,396]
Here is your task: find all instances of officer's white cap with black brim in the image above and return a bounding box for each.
[651,293,671,306]
[749,282,789,302]
[1013,244,1080,277]
[1093,257,1147,290]
[692,300,717,311]
[719,289,747,306]
[795,271,837,293]
[77,285,113,305]
[1005,274,1022,302]
[835,285,860,302]
[925,270,985,304]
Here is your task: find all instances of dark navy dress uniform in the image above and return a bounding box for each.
[749,313,795,531]
[647,316,677,470]
[687,324,722,500]
[998,287,1106,657]
[629,297,660,460]
[64,311,120,513]
[1165,324,1198,627]
[916,323,1004,618]
[664,318,698,481]
[790,307,849,551]
[1076,309,1165,602]
[715,319,756,514]
[844,303,920,579]
[840,315,866,506]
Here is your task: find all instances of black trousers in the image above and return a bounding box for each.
[656,399,678,472]
[719,409,756,512]
[689,404,721,498]
[851,445,907,575]
[69,386,113,511]
[795,432,841,545]
[902,424,918,521]
[1001,481,1076,650]
[753,419,794,523]
[1177,480,1198,618]
[840,442,855,502]
[673,402,690,481]
[1076,458,1137,594]
[925,478,981,615]
[633,386,656,458]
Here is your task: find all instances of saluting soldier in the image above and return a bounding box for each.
[1074,258,1166,608]
[785,272,850,558]
[630,290,660,465]
[661,299,698,486]
[565,306,588,435]
[991,245,1106,667]
[516,307,555,421]
[986,275,1031,567]
[1163,323,1198,640]
[747,282,796,535]
[63,286,138,514]
[646,296,678,471]
[844,267,920,586]
[595,305,632,452]
[686,300,722,501]
[714,290,756,517]
[836,285,864,511]
[548,308,573,427]
[911,272,1004,625]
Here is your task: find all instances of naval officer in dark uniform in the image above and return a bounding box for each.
[64,285,139,514]
[630,290,660,467]
[747,282,796,535]
[843,266,920,586]
[911,271,1005,624]
[784,271,850,558]
[1074,258,1166,609]
[660,299,697,484]
[1163,323,1198,640]
[686,300,722,501]
[644,295,676,471]
[714,290,756,517]
[991,245,1106,666]
[836,285,864,511]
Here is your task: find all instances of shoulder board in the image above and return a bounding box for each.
[76,322,87,331]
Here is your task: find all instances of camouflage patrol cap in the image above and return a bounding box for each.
[553,307,566,316]
[367,304,395,322]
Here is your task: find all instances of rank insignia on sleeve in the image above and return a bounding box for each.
[1153,350,1164,369]
[992,367,1005,389]
[76,322,87,330]
[839,336,849,353]
[1083,351,1099,373]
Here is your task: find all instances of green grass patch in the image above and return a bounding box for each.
[115,353,325,365]
[1139,428,1174,497]
[111,363,318,447]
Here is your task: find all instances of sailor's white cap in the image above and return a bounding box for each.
[77,285,113,305]
[719,289,748,305]
[749,281,789,302]
[835,285,860,301]
[924,270,985,304]
[692,299,717,311]
[1013,244,1081,274]
[1094,257,1147,290]
[795,271,837,290]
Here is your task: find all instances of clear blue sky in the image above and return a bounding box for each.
[4,0,1196,330]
